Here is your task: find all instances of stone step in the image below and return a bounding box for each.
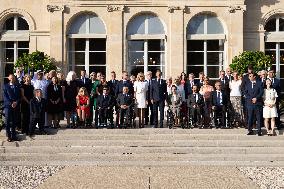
[2,139,284,147]
[2,146,284,155]
[2,153,284,162]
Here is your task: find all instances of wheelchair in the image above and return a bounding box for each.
[211,105,234,129]
[166,105,186,129]
[97,107,115,129]
[187,107,204,129]
[117,105,136,129]
[70,110,92,129]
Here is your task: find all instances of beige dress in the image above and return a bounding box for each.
[263,88,278,118]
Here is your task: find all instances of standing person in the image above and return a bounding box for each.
[134,72,148,128]
[97,75,110,95]
[229,72,244,127]
[174,77,186,102]
[91,72,102,127]
[29,89,47,136]
[225,67,233,82]
[180,72,187,86]
[245,73,264,136]
[150,69,167,128]
[167,85,182,125]
[166,77,173,95]
[263,79,278,136]
[64,71,79,128]
[130,75,136,84]
[20,74,34,134]
[46,76,63,129]
[14,68,23,85]
[76,87,91,126]
[187,85,204,127]
[32,70,49,99]
[57,72,67,121]
[197,72,205,88]
[199,77,214,126]
[107,71,119,98]
[78,70,92,94]
[3,74,21,142]
[219,70,230,96]
[145,71,154,126]
[115,71,134,96]
[259,70,267,88]
[184,73,197,99]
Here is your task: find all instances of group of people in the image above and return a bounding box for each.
[2,65,282,142]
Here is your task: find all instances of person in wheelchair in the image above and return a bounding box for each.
[187,85,204,127]
[116,86,134,128]
[96,87,115,128]
[166,85,182,126]
[211,81,228,128]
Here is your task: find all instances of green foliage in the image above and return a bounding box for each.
[15,51,56,74]
[230,51,272,75]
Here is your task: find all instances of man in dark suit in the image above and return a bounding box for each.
[212,81,228,128]
[218,70,230,96]
[259,70,267,89]
[107,71,119,97]
[187,85,204,127]
[245,73,264,136]
[145,71,154,125]
[150,69,167,128]
[29,89,47,136]
[78,70,92,94]
[196,72,205,88]
[117,86,134,128]
[97,87,115,127]
[3,74,21,142]
[184,73,198,99]
[225,67,233,82]
[115,71,134,96]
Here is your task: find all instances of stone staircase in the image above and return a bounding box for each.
[1,128,284,166]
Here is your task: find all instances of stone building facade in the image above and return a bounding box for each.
[0,0,283,91]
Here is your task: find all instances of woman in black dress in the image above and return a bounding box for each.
[57,72,67,121]
[47,76,63,128]
[20,74,34,134]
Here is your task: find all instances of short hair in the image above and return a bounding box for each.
[219,70,225,74]
[215,81,221,85]
[111,71,116,74]
[122,71,128,74]
[171,85,177,90]
[188,73,194,77]
[248,65,253,70]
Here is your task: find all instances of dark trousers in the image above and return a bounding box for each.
[98,108,113,125]
[190,107,202,125]
[21,109,30,134]
[153,100,165,127]
[119,108,131,126]
[247,105,263,133]
[4,107,20,139]
[213,105,226,127]
[145,101,154,125]
[29,117,45,135]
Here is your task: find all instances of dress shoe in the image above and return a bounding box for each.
[258,132,262,136]
[247,131,254,135]
[7,138,13,142]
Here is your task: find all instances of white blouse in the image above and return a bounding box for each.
[229,80,242,97]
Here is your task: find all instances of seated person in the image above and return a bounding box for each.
[96,87,115,126]
[187,85,204,126]
[166,85,182,125]
[212,81,228,128]
[76,87,90,125]
[29,89,47,136]
[116,86,133,127]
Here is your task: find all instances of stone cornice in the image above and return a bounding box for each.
[107,5,125,12]
[47,5,66,13]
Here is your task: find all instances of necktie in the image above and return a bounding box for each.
[217,92,221,105]
[158,79,160,85]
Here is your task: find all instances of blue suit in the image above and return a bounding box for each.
[244,80,264,133]
[3,83,21,139]
[184,79,198,99]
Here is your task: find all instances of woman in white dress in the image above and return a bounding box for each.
[134,72,149,128]
[263,79,278,136]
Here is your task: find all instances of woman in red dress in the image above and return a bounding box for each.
[76,87,90,124]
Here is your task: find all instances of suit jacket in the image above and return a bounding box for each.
[218,77,230,95]
[150,78,167,102]
[211,90,228,107]
[3,83,21,109]
[167,94,182,108]
[97,94,115,109]
[115,80,134,96]
[78,77,92,94]
[244,80,264,106]
[225,75,233,82]
[184,79,198,98]
[269,77,281,96]
[196,79,204,88]
[187,93,204,108]
[30,98,47,119]
[117,93,133,107]
[107,79,119,97]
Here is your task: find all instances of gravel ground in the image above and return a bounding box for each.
[238,167,284,189]
[0,166,65,189]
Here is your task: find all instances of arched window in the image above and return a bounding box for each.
[127,14,165,76]
[186,14,225,79]
[264,16,284,92]
[1,15,29,82]
[68,14,106,75]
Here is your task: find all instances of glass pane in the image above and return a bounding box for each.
[265,18,276,32]
[74,39,86,51]
[280,80,284,93]
[207,66,220,78]
[265,42,276,50]
[5,63,14,77]
[68,15,86,34]
[127,15,146,35]
[89,52,106,65]
[74,66,86,77]
[128,52,144,65]
[18,41,29,48]
[207,40,224,51]
[5,41,14,48]
[187,52,204,65]
[89,39,106,51]
[279,18,284,31]
[18,49,29,58]
[281,51,284,64]
[89,15,106,34]
[207,52,223,66]
[187,66,204,78]
[18,17,29,30]
[73,52,85,65]
[148,15,165,34]
[187,40,204,51]
[89,66,106,75]
[207,16,224,34]
[128,40,144,51]
[280,42,284,50]
[148,40,165,51]
[187,15,205,34]
[148,66,165,76]
[148,52,165,65]
[5,49,14,62]
[128,66,144,77]
[279,65,284,78]
[3,17,14,30]
[265,50,276,64]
